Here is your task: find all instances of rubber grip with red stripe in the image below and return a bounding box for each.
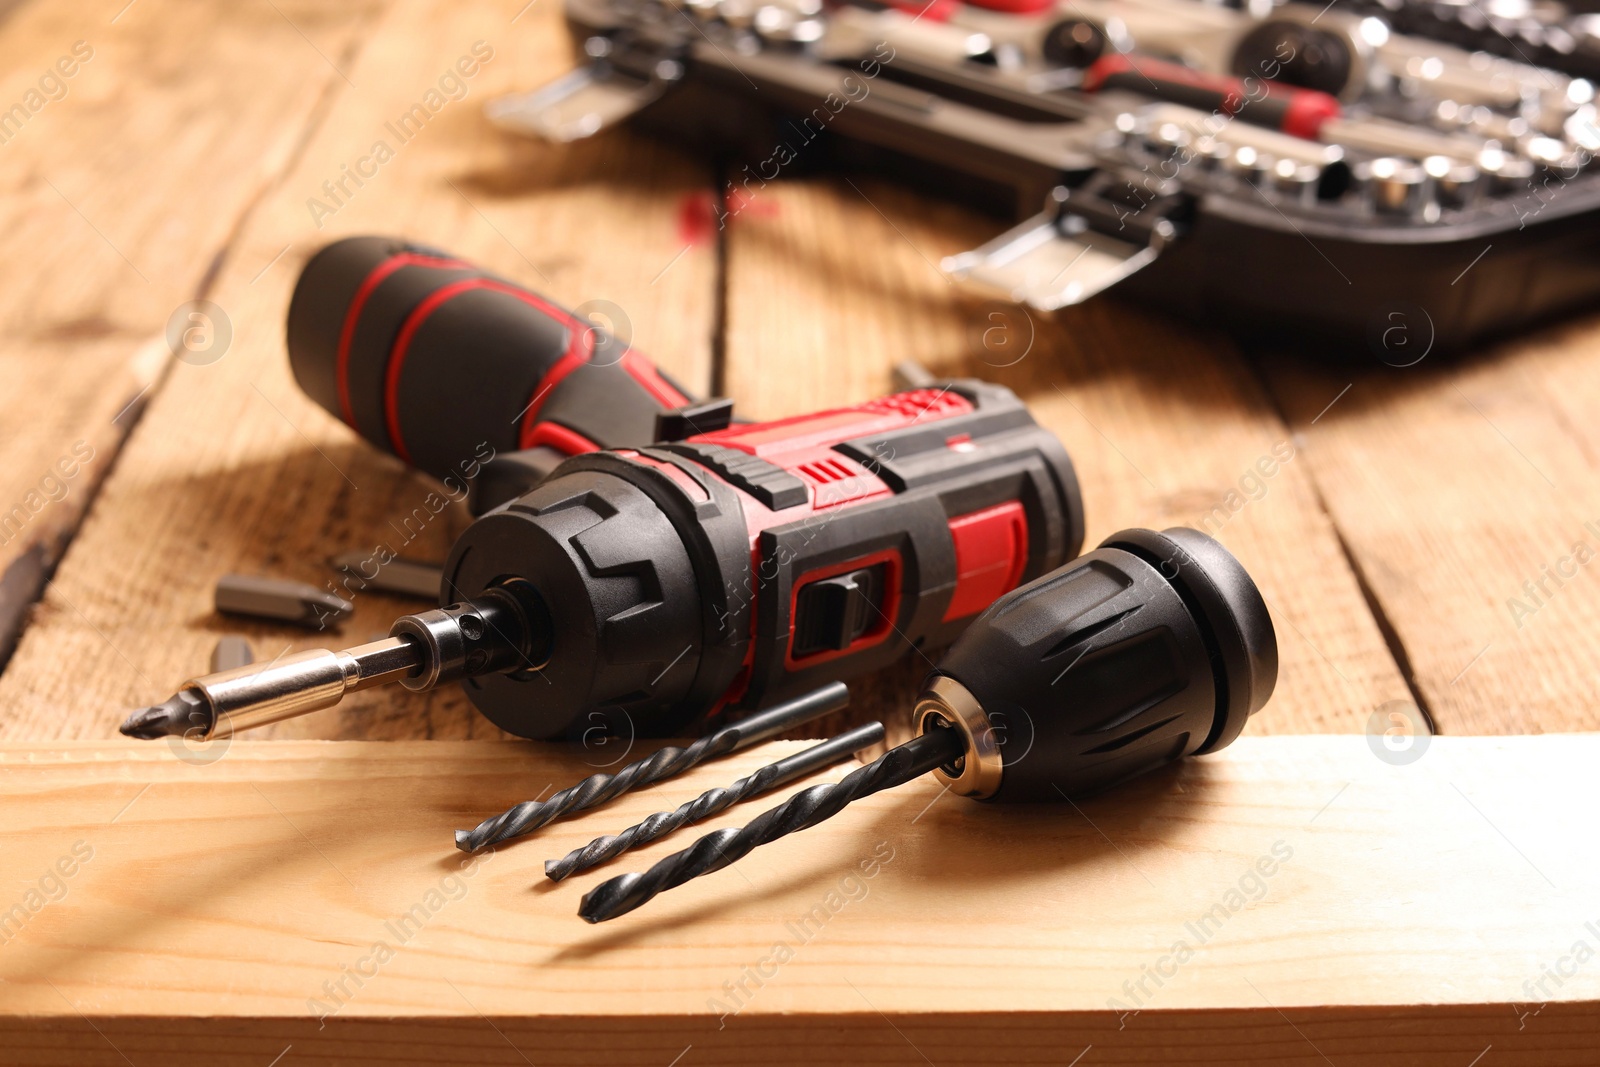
[285,236,693,486]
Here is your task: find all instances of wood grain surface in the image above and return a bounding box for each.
[0,0,717,740]
[0,0,387,657]
[1262,322,1600,735]
[1,735,1595,1064]
[0,0,1595,747]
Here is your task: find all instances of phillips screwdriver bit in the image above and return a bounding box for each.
[576,527,1279,923]
[456,682,852,852]
[214,574,354,630]
[546,720,885,881]
[120,590,539,741]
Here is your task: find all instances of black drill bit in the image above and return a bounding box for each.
[456,682,851,852]
[546,721,885,881]
[578,727,963,922]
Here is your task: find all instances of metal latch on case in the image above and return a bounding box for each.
[486,36,686,142]
[942,176,1189,311]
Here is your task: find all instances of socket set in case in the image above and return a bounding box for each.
[488,0,1600,354]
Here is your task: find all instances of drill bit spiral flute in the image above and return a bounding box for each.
[578,527,1278,922]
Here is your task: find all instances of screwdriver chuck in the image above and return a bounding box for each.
[578,527,1279,922]
[914,527,1277,802]
[441,463,712,741]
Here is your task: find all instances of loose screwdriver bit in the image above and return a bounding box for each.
[546,720,885,881]
[215,574,354,630]
[328,552,444,600]
[209,635,254,673]
[456,682,851,852]
[579,727,960,922]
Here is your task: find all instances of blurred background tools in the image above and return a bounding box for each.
[489,0,1600,352]
[578,526,1278,922]
[120,239,1085,747]
[544,720,885,880]
[458,683,852,852]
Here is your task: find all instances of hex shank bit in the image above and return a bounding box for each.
[455,682,851,852]
[545,721,885,881]
[577,727,962,923]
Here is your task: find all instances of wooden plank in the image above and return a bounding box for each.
[1,735,1595,1065]
[0,0,718,740]
[1260,317,1600,734]
[720,177,1412,733]
[0,0,388,656]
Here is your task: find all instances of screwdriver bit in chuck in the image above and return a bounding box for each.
[119,590,538,741]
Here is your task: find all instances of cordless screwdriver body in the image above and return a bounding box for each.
[123,238,1085,744]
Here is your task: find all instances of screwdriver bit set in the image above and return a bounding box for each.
[489,0,1600,352]
[116,236,1282,924]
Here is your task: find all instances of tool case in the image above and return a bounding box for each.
[488,0,1600,356]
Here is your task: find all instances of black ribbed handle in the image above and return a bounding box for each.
[285,236,692,488]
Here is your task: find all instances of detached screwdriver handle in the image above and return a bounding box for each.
[1082,54,1341,141]
[285,236,696,503]
[578,527,1278,922]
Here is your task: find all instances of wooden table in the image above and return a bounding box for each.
[2,1,1598,1062]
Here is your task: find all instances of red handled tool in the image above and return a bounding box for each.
[1083,53,1342,140]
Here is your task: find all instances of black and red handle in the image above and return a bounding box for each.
[1083,54,1341,140]
[285,236,693,489]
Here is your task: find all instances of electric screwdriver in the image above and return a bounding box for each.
[121,380,1085,744]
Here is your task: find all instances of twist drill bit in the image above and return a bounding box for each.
[546,721,885,881]
[456,682,851,852]
[579,526,1282,925]
[578,727,962,922]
